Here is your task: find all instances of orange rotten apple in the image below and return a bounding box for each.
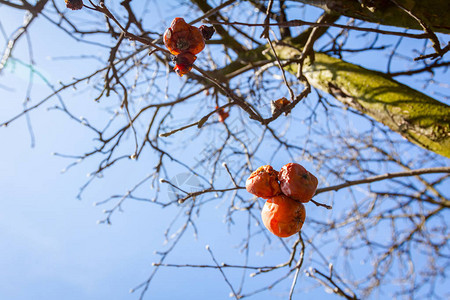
[163,18,205,56]
[172,52,197,77]
[261,195,306,238]
[278,163,318,203]
[246,165,281,199]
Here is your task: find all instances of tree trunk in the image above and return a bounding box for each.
[294,0,450,33]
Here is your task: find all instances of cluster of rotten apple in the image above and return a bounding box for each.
[246,163,318,238]
[164,18,215,77]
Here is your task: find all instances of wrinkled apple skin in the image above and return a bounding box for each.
[246,165,281,199]
[164,18,205,56]
[278,163,318,203]
[261,195,306,238]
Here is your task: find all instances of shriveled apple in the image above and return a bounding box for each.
[278,163,318,203]
[246,165,281,199]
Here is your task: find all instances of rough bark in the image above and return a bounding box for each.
[294,0,450,33]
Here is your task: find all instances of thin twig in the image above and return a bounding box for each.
[389,0,446,59]
[266,34,295,101]
[316,167,450,195]
[206,245,239,299]
[289,234,305,300]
